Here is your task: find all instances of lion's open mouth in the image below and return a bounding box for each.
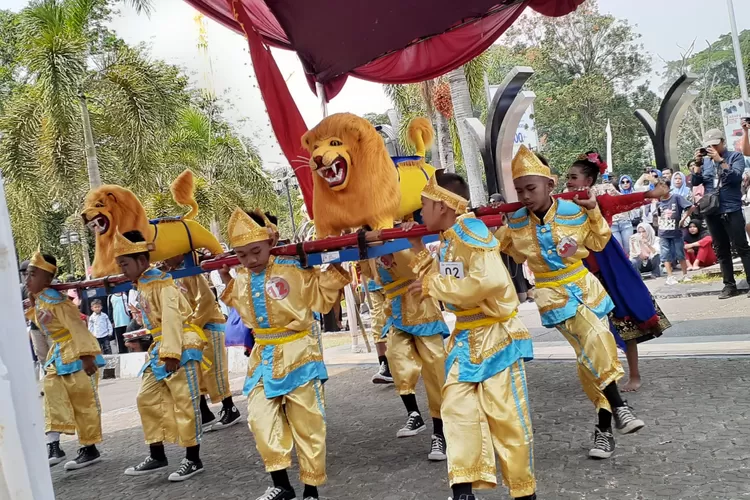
[316,157,348,188]
[84,214,110,234]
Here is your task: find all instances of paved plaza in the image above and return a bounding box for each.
[50,358,750,500]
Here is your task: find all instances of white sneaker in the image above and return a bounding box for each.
[681,275,692,283]
[665,276,679,285]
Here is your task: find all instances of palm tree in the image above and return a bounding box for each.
[0,0,189,269]
[154,103,280,239]
[448,60,488,205]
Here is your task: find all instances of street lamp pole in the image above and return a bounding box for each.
[727,0,749,102]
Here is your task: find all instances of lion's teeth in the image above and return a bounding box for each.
[332,164,339,176]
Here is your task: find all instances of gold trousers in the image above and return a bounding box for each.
[44,366,102,446]
[387,329,445,418]
[200,326,232,403]
[370,289,388,344]
[247,380,327,486]
[137,361,202,448]
[555,305,624,413]
[442,360,535,497]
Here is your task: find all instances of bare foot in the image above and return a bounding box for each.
[621,377,642,392]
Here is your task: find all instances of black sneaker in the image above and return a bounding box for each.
[48,441,66,467]
[201,413,217,432]
[397,411,426,438]
[450,495,477,500]
[371,361,394,384]
[613,402,645,435]
[124,455,169,476]
[255,486,297,500]
[63,445,101,470]
[212,405,242,430]
[428,434,447,461]
[719,285,740,299]
[168,458,204,482]
[588,426,615,459]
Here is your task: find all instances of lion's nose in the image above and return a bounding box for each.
[313,156,324,168]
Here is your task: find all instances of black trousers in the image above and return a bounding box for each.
[704,210,750,287]
[113,326,128,353]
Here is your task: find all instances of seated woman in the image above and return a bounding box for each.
[629,223,661,278]
[684,220,716,270]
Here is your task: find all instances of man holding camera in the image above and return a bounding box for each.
[692,128,750,299]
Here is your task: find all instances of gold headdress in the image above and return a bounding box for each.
[29,250,57,274]
[421,175,469,214]
[227,208,273,248]
[113,229,153,258]
[511,145,556,181]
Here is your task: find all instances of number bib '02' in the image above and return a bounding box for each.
[439,261,465,279]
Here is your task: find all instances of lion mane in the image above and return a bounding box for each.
[302,113,401,238]
[82,170,223,277]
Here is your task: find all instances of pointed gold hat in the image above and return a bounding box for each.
[227,208,273,248]
[113,229,153,258]
[512,145,555,181]
[421,175,469,214]
[29,250,57,274]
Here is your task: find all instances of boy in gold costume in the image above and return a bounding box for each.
[360,234,449,461]
[366,278,393,384]
[115,230,207,482]
[497,146,644,460]
[219,208,350,500]
[407,174,536,500]
[25,251,105,471]
[163,254,241,431]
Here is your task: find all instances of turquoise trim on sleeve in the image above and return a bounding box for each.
[38,288,65,305]
[180,348,204,366]
[367,279,383,292]
[204,322,226,332]
[445,330,534,383]
[274,256,303,269]
[508,208,530,229]
[453,218,498,249]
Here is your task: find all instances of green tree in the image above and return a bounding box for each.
[487,0,655,181]
[362,112,390,127]
[663,30,750,167]
[151,99,279,239]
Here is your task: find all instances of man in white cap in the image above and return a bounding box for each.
[692,128,750,298]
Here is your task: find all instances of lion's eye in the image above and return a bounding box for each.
[95,202,104,208]
[330,140,342,147]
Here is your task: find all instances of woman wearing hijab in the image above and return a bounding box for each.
[629,223,661,278]
[670,172,691,201]
[684,220,717,270]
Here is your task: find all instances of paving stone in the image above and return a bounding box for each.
[51,358,750,499]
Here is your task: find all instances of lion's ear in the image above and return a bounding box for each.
[301,131,313,152]
[106,192,117,203]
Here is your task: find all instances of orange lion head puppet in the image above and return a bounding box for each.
[82,170,223,277]
[302,113,401,238]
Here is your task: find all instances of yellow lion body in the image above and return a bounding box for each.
[82,170,223,277]
[302,113,401,238]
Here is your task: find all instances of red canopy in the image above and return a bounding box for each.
[183,0,583,216]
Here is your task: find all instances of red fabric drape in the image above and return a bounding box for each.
[181,0,583,210]
[230,1,314,217]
